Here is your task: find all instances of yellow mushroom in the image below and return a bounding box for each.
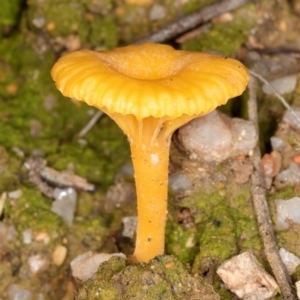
[51,43,249,263]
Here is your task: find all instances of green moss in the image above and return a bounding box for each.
[0,34,70,153]
[230,188,262,251]
[165,223,199,264]
[187,190,257,299]
[171,187,261,272]
[26,0,89,43]
[72,217,108,252]
[17,205,65,235]
[76,192,104,218]
[182,5,255,56]
[25,0,116,49]
[235,217,262,250]
[294,264,300,281]
[0,146,21,192]
[77,255,219,300]
[47,115,130,190]
[181,0,216,14]
[0,33,42,71]
[195,208,238,265]
[89,17,118,49]
[7,187,67,239]
[0,0,22,26]
[0,31,129,189]
[180,191,224,213]
[269,186,300,201]
[0,60,16,97]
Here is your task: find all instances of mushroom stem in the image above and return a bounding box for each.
[130,136,170,263]
[104,112,198,262]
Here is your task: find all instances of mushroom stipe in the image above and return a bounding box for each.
[51,43,249,263]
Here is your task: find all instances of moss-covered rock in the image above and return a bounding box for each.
[76,255,219,300]
[169,188,262,272]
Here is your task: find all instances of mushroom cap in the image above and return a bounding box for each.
[51,43,249,120]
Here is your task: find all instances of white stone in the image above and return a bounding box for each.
[231,118,257,157]
[282,106,300,130]
[71,251,126,283]
[177,110,232,162]
[105,182,136,211]
[276,163,300,186]
[149,4,166,21]
[37,294,45,300]
[177,110,257,163]
[7,284,32,300]
[275,197,300,230]
[270,136,285,150]
[22,229,32,245]
[217,252,278,299]
[32,16,45,29]
[168,172,192,193]
[8,189,23,199]
[27,254,49,276]
[279,248,300,275]
[122,216,137,238]
[51,188,77,227]
[262,74,298,95]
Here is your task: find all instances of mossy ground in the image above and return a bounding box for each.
[0,0,299,299]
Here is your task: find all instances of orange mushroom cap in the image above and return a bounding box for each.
[51,43,249,121]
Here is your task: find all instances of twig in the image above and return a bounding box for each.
[135,0,252,44]
[40,167,95,192]
[247,46,300,56]
[25,157,95,198]
[78,111,103,138]
[249,70,300,127]
[25,157,54,198]
[247,76,297,300]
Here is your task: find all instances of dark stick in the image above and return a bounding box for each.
[135,0,253,44]
[247,76,297,300]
